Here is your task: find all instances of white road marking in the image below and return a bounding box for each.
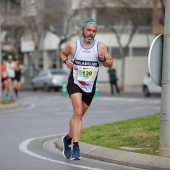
[25,104,35,109]
[100,97,140,102]
[100,97,160,103]
[19,133,104,170]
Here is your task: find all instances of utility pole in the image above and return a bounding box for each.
[159,0,170,156]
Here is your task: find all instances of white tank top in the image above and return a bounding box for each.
[6,61,15,78]
[73,39,99,92]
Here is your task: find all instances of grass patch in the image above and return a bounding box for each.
[80,114,160,156]
[1,99,15,104]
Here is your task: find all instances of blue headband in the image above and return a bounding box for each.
[81,18,97,30]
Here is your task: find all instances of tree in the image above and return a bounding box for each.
[109,0,151,90]
[159,0,165,26]
[38,0,80,68]
[0,0,25,59]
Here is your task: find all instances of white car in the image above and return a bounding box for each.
[31,69,68,91]
[142,73,161,97]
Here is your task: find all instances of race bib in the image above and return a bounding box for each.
[8,70,15,77]
[77,66,95,81]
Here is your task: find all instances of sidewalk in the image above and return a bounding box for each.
[0,102,20,111]
[98,83,142,94]
[44,137,170,170]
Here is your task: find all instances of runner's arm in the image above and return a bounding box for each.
[60,42,75,69]
[98,42,113,68]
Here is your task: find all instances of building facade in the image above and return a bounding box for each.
[66,0,163,91]
[1,0,164,91]
[0,0,24,58]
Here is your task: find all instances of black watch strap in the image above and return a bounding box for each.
[102,56,106,62]
[63,59,68,64]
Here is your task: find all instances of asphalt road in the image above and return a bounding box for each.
[0,91,161,170]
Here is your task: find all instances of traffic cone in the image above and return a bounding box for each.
[94,82,99,98]
[62,81,67,96]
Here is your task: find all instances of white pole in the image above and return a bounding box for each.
[0,11,2,102]
[159,0,170,156]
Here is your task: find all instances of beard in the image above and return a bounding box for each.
[82,32,95,44]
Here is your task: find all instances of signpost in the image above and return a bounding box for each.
[148,34,163,87]
[148,0,170,156]
[159,0,170,156]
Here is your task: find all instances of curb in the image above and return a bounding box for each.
[0,102,20,111]
[43,137,170,170]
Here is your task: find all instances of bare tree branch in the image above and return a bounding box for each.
[159,0,165,26]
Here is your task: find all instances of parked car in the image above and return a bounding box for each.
[31,69,68,91]
[142,73,161,97]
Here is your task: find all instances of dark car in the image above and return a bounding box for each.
[31,69,68,91]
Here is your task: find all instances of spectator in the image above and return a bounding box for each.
[108,68,120,94]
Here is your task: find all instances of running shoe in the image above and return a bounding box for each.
[62,135,72,159]
[71,145,81,160]
[4,94,9,100]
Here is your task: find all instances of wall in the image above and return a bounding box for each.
[96,57,148,84]
[125,57,148,85]
[60,32,153,92]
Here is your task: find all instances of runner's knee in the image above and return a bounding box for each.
[73,108,83,118]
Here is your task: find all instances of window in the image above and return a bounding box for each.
[133,47,149,57]
[111,47,129,59]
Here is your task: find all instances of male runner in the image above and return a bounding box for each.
[60,18,113,160]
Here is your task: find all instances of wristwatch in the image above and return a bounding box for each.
[62,59,68,64]
[101,56,106,62]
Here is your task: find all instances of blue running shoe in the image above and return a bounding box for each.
[4,94,9,100]
[62,136,72,159]
[71,145,81,160]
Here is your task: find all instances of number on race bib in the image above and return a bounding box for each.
[77,66,95,81]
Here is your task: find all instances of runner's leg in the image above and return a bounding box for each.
[77,101,89,139]
[69,93,89,142]
[8,78,13,98]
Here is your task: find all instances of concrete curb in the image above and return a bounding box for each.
[0,102,20,111]
[43,137,170,170]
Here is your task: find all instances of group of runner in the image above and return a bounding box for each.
[1,55,26,100]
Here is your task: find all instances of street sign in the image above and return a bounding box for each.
[148,34,163,87]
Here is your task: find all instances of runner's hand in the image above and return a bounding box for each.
[98,50,105,61]
[66,59,74,69]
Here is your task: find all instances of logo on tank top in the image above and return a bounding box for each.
[83,51,91,53]
[74,60,99,67]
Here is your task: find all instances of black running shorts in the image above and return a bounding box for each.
[67,77,96,106]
